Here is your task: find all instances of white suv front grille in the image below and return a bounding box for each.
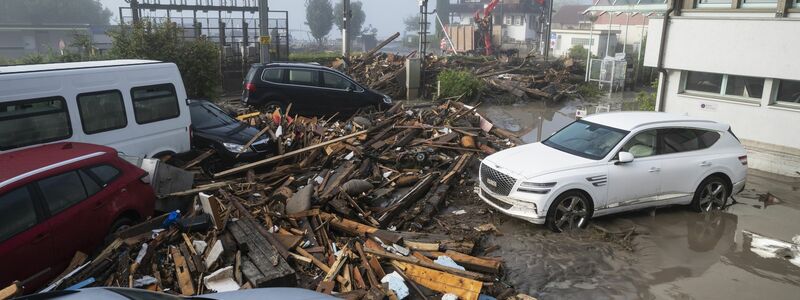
[480,163,517,196]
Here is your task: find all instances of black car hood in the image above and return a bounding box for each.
[196,122,267,145]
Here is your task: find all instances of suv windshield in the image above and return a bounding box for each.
[543,120,629,160]
[190,103,238,130]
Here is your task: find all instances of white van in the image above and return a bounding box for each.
[0,60,191,158]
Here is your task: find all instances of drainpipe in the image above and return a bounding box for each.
[655,0,675,112]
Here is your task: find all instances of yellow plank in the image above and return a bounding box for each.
[392,261,481,300]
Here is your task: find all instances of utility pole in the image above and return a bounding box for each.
[543,0,554,60]
[418,0,429,57]
[129,0,140,23]
[258,0,271,63]
[342,0,351,59]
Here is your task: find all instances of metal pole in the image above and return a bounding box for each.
[543,0,554,60]
[342,0,351,58]
[585,15,593,82]
[130,0,140,23]
[623,13,630,55]
[605,13,612,58]
[434,11,458,55]
[258,0,270,63]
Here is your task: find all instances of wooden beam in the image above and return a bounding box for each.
[214,130,368,178]
[171,247,195,295]
[364,247,492,281]
[392,261,481,300]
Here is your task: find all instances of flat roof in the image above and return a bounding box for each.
[0,59,163,74]
[583,111,721,131]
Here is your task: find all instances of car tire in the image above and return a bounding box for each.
[545,191,593,233]
[690,176,729,212]
[105,217,134,244]
[262,101,285,115]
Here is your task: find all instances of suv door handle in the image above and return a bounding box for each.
[699,161,712,167]
[649,167,661,173]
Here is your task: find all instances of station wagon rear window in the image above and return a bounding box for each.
[0,96,72,151]
[131,84,180,124]
[0,186,38,242]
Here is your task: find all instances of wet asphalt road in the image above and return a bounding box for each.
[473,100,800,300]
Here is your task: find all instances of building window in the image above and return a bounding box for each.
[685,71,723,94]
[514,16,523,26]
[78,90,127,134]
[725,76,764,99]
[131,84,180,124]
[0,96,71,151]
[741,0,777,7]
[697,0,732,7]
[684,72,766,100]
[504,15,513,25]
[775,79,800,104]
[571,38,593,47]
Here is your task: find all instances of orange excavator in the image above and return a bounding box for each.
[473,0,501,56]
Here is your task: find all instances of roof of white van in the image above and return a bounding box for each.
[582,111,725,131]
[0,59,164,74]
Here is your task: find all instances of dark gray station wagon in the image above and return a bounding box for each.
[242,63,392,116]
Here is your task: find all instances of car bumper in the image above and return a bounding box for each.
[474,186,546,224]
[733,179,746,195]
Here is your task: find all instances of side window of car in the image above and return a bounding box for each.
[659,128,702,154]
[88,164,121,186]
[262,68,283,83]
[322,72,351,90]
[80,170,102,196]
[37,171,89,215]
[0,186,38,242]
[288,69,319,86]
[695,130,721,149]
[621,130,658,158]
[131,84,180,124]
[77,90,127,134]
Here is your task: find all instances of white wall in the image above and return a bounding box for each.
[649,16,800,79]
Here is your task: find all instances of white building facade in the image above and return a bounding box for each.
[645,0,800,176]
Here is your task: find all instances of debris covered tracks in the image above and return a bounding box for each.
[36,101,528,299]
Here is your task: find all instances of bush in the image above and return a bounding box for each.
[636,79,659,111]
[577,83,604,100]
[437,69,483,100]
[568,45,589,60]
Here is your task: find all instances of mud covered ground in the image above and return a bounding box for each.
[428,170,800,300]
[427,100,800,300]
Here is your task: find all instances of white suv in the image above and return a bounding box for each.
[476,112,748,232]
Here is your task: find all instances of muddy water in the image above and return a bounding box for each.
[476,101,800,299]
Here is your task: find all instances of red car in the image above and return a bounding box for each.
[0,142,156,292]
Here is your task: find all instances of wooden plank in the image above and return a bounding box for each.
[227,220,296,287]
[320,212,378,236]
[0,282,21,300]
[294,247,347,284]
[181,149,215,169]
[392,261,481,300]
[363,247,491,281]
[422,251,502,274]
[214,130,368,177]
[404,241,440,252]
[171,247,195,295]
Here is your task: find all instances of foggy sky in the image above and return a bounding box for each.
[99,0,433,39]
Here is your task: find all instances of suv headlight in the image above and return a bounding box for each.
[518,182,556,194]
[223,142,252,153]
[383,95,392,104]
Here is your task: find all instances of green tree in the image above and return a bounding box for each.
[108,21,221,99]
[568,44,588,60]
[403,14,418,33]
[334,1,366,45]
[0,0,112,25]
[305,0,334,47]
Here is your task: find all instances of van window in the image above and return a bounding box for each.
[131,84,180,124]
[323,72,351,90]
[0,97,71,151]
[38,171,88,215]
[288,69,318,86]
[78,90,127,134]
[0,186,38,242]
[262,68,283,83]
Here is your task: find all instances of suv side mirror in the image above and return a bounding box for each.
[616,152,634,164]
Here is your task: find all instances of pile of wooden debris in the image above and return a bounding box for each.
[38,101,534,300]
